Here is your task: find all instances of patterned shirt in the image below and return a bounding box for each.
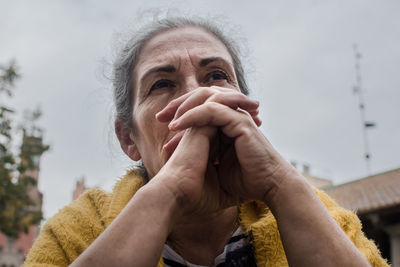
[162,226,257,267]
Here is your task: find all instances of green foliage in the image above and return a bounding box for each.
[0,60,20,97]
[0,61,49,238]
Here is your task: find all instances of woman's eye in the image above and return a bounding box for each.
[150,80,174,91]
[206,71,229,83]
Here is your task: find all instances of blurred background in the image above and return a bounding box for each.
[0,0,399,265]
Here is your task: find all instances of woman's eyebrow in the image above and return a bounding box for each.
[139,58,232,84]
[140,64,176,84]
[199,57,233,68]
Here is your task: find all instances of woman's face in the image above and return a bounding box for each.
[130,26,240,178]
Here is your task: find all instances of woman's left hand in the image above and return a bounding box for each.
[156,86,296,204]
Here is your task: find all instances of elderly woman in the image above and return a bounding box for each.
[25,17,388,267]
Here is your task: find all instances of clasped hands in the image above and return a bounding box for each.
[153,86,295,215]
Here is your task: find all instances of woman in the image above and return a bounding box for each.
[25,17,388,267]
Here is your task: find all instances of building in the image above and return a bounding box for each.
[297,162,399,266]
[0,134,45,267]
[72,177,87,201]
[325,168,400,267]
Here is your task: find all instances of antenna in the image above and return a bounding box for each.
[352,44,376,176]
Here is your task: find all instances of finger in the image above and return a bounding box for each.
[248,109,258,116]
[164,112,260,156]
[174,90,259,121]
[163,130,185,157]
[169,102,256,139]
[237,107,262,127]
[156,91,193,122]
[156,87,239,122]
[252,115,262,127]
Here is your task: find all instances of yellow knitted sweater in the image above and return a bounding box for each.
[24,169,389,267]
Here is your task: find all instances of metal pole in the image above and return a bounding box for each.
[353,44,372,176]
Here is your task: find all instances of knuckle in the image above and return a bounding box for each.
[237,92,247,100]
[201,86,213,94]
[239,122,253,136]
[237,110,255,125]
[208,92,224,103]
[193,87,212,100]
[210,85,230,95]
[205,102,221,113]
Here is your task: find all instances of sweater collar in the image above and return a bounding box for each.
[104,168,278,266]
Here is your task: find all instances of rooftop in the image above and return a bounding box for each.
[325,168,400,214]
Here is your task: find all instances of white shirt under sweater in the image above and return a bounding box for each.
[162,226,249,267]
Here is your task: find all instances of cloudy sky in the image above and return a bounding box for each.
[1,0,399,219]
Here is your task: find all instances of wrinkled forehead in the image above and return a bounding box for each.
[133,26,234,81]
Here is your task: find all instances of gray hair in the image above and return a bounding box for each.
[112,16,249,128]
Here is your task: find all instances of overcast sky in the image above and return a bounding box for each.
[1,0,399,220]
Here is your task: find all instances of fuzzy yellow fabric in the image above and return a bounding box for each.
[24,169,389,267]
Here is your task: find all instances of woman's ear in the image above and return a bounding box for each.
[115,119,141,161]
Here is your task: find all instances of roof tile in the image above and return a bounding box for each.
[325,168,400,214]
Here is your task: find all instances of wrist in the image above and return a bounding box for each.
[150,167,198,214]
[262,165,311,212]
[133,178,182,233]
